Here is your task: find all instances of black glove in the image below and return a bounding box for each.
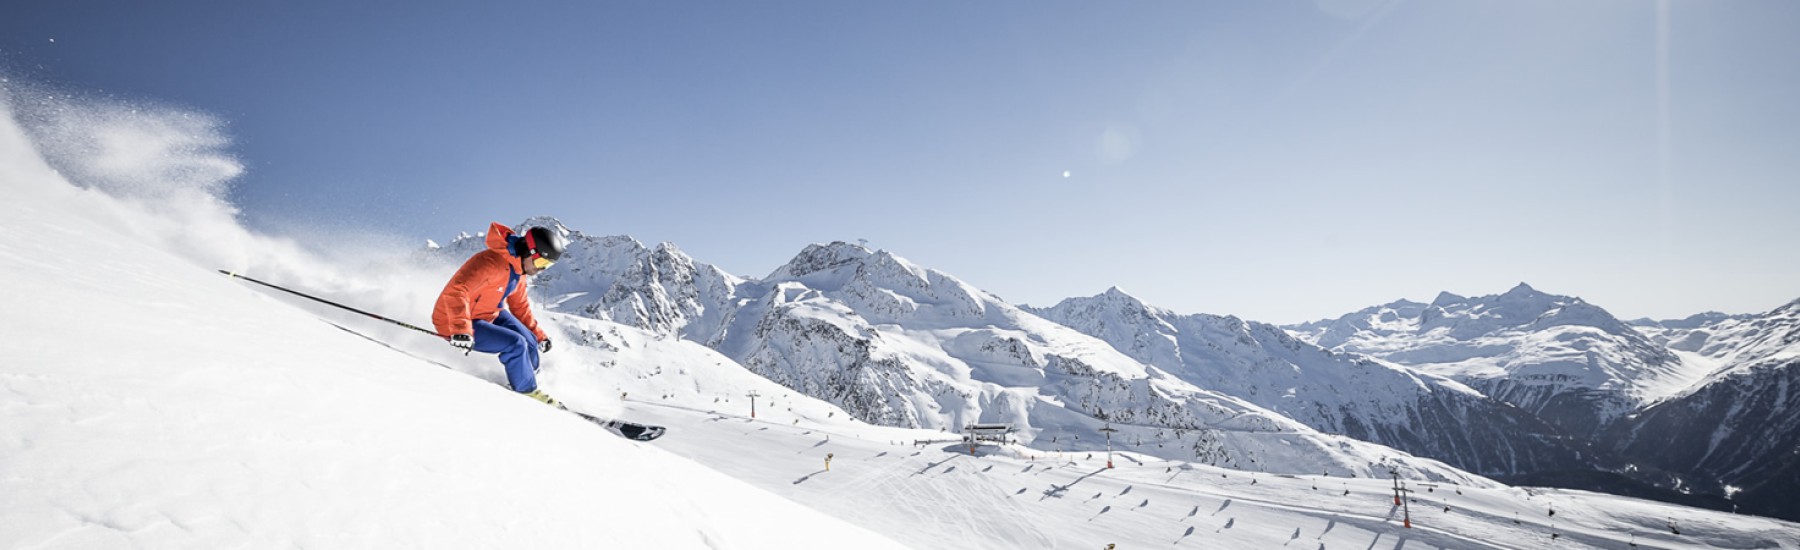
[539,338,553,354]
[450,334,474,351]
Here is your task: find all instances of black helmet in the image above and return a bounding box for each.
[522,226,567,263]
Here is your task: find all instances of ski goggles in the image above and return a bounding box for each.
[531,255,556,270]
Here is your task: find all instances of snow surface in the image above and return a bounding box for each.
[6,84,1799,549]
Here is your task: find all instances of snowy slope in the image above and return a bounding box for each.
[1027,288,1592,477]
[624,399,1800,550]
[0,91,905,550]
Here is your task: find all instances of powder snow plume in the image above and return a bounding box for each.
[0,78,459,349]
[2,81,260,263]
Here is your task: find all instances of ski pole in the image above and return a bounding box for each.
[217,270,448,339]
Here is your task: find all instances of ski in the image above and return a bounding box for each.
[569,410,667,441]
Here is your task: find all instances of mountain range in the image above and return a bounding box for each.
[433,221,1487,483]
[1288,285,1800,520]
[438,219,1799,521]
[1024,289,1590,476]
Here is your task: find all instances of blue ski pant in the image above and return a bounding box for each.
[472,309,541,393]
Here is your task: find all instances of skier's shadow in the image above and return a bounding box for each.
[793,469,828,484]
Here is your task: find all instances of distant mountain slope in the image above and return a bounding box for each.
[1025,288,1592,477]
[1292,286,1800,521]
[1287,284,1699,435]
[1603,300,1800,521]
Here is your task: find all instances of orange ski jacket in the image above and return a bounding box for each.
[432,222,547,341]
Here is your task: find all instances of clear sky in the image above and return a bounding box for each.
[5,0,1797,324]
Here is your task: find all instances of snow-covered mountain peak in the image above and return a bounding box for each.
[1494,282,1560,307]
[633,240,704,278]
[518,214,571,234]
[1451,283,1562,327]
[770,240,877,280]
[1047,286,1164,318]
[1779,297,1800,314]
[1387,297,1429,310]
[1431,291,1467,307]
[1406,284,1641,342]
[1501,281,1541,298]
[1467,284,1543,320]
[1030,290,1179,360]
[857,248,936,292]
[1099,285,1136,300]
[651,240,686,256]
[759,242,995,323]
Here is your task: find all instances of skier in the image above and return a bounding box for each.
[432,222,568,406]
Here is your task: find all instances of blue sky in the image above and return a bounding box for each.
[5,0,1797,323]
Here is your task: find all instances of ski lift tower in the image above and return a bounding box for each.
[1392,469,1413,529]
[1098,424,1120,469]
[746,390,760,419]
